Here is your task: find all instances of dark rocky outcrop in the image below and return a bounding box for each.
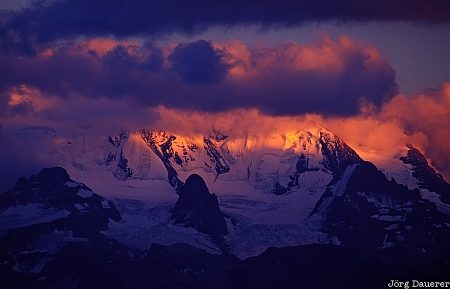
[172,174,227,242]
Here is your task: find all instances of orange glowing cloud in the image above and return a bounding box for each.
[380,83,450,177]
[151,106,419,161]
[70,37,141,57]
[6,85,55,113]
[213,41,252,77]
[214,35,384,80]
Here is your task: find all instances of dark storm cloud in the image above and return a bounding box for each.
[0,43,164,98]
[0,37,398,116]
[102,44,163,71]
[169,40,228,84]
[1,0,449,51]
[234,64,397,116]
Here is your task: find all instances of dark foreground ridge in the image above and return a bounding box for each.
[2,241,450,289]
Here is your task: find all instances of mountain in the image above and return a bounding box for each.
[313,161,450,263]
[172,174,228,244]
[107,128,362,195]
[7,126,450,254]
[0,167,121,276]
[101,128,450,260]
[1,126,450,288]
[0,167,120,222]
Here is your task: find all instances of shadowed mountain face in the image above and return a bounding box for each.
[172,174,227,242]
[401,145,450,204]
[317,161,450,263]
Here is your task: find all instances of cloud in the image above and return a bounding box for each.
[0,85,160,131]
[0,85,49,120]
[169,40,228,84]
[0,39,164,98]
[0,36,398,116]
[1,0,449,51]
[218,36,397,115]
[148,106,421,158]
[380,83,450,177]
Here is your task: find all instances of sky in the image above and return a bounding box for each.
[0,0,450,186]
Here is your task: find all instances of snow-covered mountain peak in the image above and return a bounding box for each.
[101,127,365,196]
[120,127,343,156]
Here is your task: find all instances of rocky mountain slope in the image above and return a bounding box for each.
[0,167,121,276]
